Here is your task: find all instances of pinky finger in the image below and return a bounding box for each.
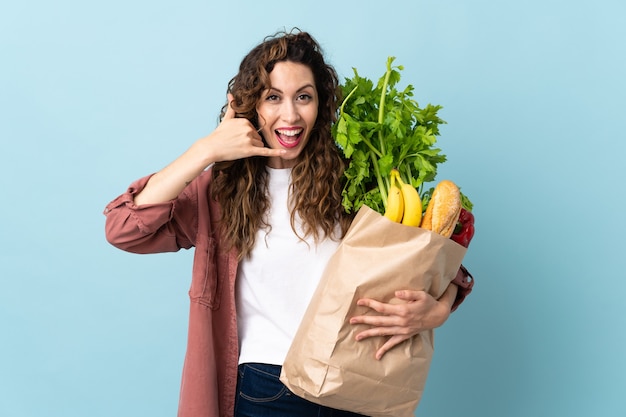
[375,334,411,360]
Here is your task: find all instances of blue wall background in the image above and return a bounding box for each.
[2,1,624,416]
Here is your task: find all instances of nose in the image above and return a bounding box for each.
[282,100,300,124]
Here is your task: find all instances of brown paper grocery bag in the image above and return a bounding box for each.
[280,205,467,417]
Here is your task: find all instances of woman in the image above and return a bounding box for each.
[104,30,473,417]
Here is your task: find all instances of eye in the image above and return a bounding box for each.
[297,93,313,101]
[265,94,280,101]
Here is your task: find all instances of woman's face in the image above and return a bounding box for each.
[256,61,319,169]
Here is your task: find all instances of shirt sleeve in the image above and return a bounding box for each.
[103,174,196,254]
[450,264,474,312]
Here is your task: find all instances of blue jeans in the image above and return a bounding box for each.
[234,363,368,417]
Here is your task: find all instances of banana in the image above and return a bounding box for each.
[384,171,404,223]
[395,173,422,227]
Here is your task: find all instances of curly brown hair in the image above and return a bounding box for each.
[211,30,351,260]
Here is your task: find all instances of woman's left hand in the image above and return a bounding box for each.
[349,286,457,360]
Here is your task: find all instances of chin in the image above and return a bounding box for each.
[268,150,302,169]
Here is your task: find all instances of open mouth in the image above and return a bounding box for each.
[275,128,304,149]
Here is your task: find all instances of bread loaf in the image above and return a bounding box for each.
[420,180,462,238]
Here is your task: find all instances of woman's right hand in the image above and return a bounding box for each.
[134,95,284,206]
[192,94,285,164]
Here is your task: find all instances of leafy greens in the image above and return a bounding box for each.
[333,56,453,215]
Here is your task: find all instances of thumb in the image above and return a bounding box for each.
[394,290,423,301]
[223,93,236,119]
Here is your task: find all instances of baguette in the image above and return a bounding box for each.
[420,180,462,238]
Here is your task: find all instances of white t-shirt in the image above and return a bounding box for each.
[236,167,341,366]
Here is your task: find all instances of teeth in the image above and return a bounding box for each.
[276,129,302,137]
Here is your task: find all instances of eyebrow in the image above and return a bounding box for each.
[268,84,316,94]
